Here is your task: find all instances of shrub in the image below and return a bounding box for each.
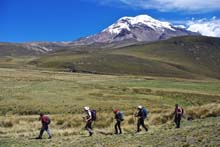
[132,88,152,94]
[95,117,113,128]
[0,120,13,128]
[71,121,82,128]
[128,117,135,125]
[186,103,220,120]
[56,119,64,125]
[149,113,173,125]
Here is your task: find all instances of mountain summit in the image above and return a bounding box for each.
[1,14,200,55]
[73,14,199,45]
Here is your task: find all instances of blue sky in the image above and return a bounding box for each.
[1,0,220,42]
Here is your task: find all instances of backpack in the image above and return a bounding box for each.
[45,116,51,125]
[142,108,148,119]
[182,108,184,115]
[91,110,97,121]
[177,107,184,115]
[118,112,124,121]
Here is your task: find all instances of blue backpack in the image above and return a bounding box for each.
[118,112,124,121]
[91,110,97,121]
[142,108,148,119]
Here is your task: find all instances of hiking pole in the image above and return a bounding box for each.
[112,116,115,135]
[111,107,114,134]
[133,110,137,134]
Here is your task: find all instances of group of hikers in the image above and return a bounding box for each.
[35,104,184,139]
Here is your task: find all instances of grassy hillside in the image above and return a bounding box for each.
[1,116,219,147]
[0,118,220,147]
[1,36,220,146]
[0,68,220,146]
[0,43,40,56]
[1,68,220,115]
[32,36,220,79]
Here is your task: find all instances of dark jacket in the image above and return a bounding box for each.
[137,109,145,119]
[174,106,184,116]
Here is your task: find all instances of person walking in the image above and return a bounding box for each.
[36,113,52,139]
[173,104,184,128]
[84,106,94,136]
[113,109,123,134]
[135,105,148,133]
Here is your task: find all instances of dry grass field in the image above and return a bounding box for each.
[0,68,220,146]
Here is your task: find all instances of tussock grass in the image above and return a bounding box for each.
[1,116,219,146]
[148,103,220,125]
[0,68,220,146]
[1,103,219,138]
[0,120,13,128]
[186,103,220,119]
[149,112,173,125]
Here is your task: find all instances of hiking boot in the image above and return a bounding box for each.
[135,129,141,133]
[48,136,52,139]
[89,132,93,136]
[35,136,42,139]
[145,128,148,132]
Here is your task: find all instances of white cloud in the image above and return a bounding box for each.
[187,17,220,37]
[90,0,220,12]
[174,25,186,29]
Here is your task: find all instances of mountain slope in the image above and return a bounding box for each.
[73,15,199,45]
[0,42,69,56]
[0,14,200,56]
[32,36,220,79]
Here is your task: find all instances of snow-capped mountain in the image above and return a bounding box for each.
[105,15,176,34]
[1,14,200,56]
[73,15,199,45]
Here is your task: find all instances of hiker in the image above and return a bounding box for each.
[135,105,148,133]
[113,109,124,134]
[84,106,95,136]
[173,104,184,128]
[36,113,52,139]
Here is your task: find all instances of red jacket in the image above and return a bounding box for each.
[41,115,47,125]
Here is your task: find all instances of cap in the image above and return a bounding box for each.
[138,105,142,109]
[113,109,118,113]
[84,106,89,111]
